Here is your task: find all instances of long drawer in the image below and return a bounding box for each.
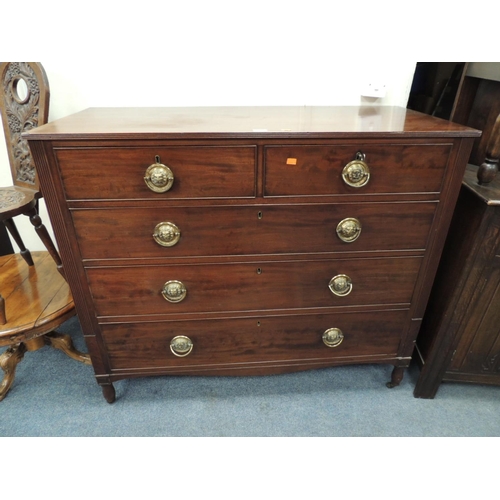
[86,256,422,317]
[55,146,257,200]
[264,144,451,196]
[72,201,437,259]
[101,309,408,371]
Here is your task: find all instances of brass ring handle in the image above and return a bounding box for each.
[329,274,352,297]
[322,328,344,348]
[161,280,187,303]
[342,153,370,188]
[170,335,193,357]
[144,158,174,193]
[336,217,362,243]
[153,222,181,247]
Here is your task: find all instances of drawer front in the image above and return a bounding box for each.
[55,146,257,200]
[73,202,436,259]
[86,257,422,317]
[101,309,408,371]
[264,144,451,197]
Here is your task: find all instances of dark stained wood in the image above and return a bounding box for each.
[24,106,480,140]
[72,202,437,260]
[477,113,500,184]
[264,144,452,197]
[101,309,407,372]
[55,146,257,200]
[25,106,479,401]
[86,256,422,317]
[414,164,500,398]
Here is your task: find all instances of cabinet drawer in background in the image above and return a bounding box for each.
[101,309,408,371]
[86,257,422,317]
[73,202,437,259]
[55,146,257,200]
[264,144,451,197]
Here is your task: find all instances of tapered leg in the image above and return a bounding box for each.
[4,218,33,266]
[0,343,27,401]
[386,366,405,388]
[44,332,92,365]
[101,382,116,403]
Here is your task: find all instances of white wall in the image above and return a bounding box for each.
[1,3,417,252]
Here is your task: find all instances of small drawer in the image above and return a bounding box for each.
[86,256,422,317]
[73,201,437,259]
[55,146,257,200]
[264,144,451,197]
[101,309,407,371]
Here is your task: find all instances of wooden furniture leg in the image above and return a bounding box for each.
[0,294,5,325]
[25,206,64,275]
[101,382,116,404]
[44,332,91,364]
[3,218,34,266]
[386,366,405,388]
[0,334,90,401]
[0,343,27,401]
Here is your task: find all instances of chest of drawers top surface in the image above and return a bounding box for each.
[25,106,480,402]
[24,106,478,139]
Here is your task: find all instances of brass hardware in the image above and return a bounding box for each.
[161,280,187,303]
[342,152,370,188]
[336,217,362,243]
[170,335,193,357]
[258,211,263,220]
[257,268,262,274]
[144,156,174,193]
[329,274,352,297]
[153,222,181,247]
[322,328,344,348]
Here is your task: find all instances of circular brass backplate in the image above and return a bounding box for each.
[328,274,353,297]
[170,335,193,357]
[144,162,174,193]
[322,328,344,348]
[153,222,181,247]
[336,217,362,243]
[342,160,370,188]
[161,280,187,303]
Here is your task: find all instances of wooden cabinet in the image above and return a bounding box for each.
[25,106,479,402]
[414,165,500,398]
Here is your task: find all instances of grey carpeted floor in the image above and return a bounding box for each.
[1,316,499,437]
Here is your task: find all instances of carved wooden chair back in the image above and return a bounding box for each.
[0,62,62,271]
[0,62,49,191]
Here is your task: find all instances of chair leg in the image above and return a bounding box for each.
[25,207,64,275]
[3,219,34,266]
[0,343,27,401]
[44,332,92,365]
[0,293,6,325]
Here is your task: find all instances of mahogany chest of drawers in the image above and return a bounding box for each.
[25,106,479,402]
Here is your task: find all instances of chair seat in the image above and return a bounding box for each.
[0,186,38,220]
[0,251,75,346]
